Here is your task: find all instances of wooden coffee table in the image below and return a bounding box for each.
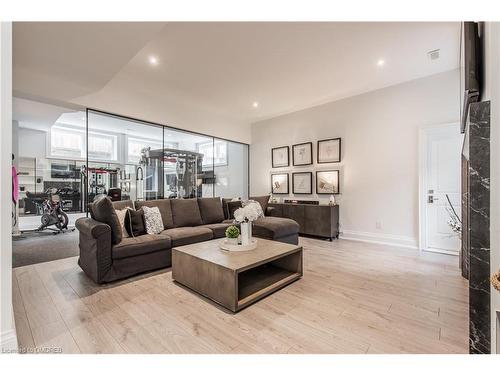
[172,238,303,312]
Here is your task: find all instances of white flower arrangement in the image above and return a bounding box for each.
[233,201,264,223]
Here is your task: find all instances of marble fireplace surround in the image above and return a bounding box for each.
[466,100,491,354]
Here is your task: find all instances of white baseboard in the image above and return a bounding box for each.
[340,230,418,250]
[0,329,18,352]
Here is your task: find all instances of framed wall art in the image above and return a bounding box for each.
[316,170,340,194]
[271,173,289,194]
[292,142,313,166]
[271,146,289,168]
[317,138,341,163]
[292,172,313,194]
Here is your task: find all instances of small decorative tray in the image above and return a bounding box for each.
[219,238,258,252]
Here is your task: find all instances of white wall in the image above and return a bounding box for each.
[0,22,17,351]
[250,69,460,248]
[17,127,46,158]
[482,21,500,354]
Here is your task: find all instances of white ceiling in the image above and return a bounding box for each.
[13,22,460,128]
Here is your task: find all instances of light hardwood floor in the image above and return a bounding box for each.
[12,237,469,354]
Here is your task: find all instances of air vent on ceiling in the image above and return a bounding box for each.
[428,49,440,60]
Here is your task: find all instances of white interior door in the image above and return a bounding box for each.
[423,124,462,254]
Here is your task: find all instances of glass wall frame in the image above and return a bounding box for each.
[85,109,249,211]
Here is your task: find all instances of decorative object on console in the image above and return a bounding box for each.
[272,146,290,168]
[329,195,336,206]
[284,199,319,205]
[233,201,264,245]
[271,173,289,194]
[292,142,313,166]
[225,225,240,245]
[317,138,341,163]
[292,172,313,194]
[316,170,340,194]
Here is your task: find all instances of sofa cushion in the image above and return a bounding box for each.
[227,201,242,220]
[112,200,134,211]
[197,197,225,224]
[162,227,213,247]
[199,223,232,239]
[112,233,171,260]
[252,217,300,239]
[249,195,270,216]
[92,196,122,244]
[170,198,203,227]
[135,199,174,229]
[124,208,146,237]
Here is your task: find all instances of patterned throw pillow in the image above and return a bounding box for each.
[142,206,164,235]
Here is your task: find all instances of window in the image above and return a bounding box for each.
[198,140,228,168]
[50,126,84,158]
[88,133,117,161]
[127,137,163,164]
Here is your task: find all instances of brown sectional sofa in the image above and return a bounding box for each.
[76,196,299,284]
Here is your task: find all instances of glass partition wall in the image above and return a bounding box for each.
[85,110,249,207]
[14,101,248,225]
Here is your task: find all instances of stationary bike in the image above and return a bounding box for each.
[36,188,71,234]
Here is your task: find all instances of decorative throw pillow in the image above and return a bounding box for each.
[142,206,164,235]
[124,208,146,237]
[249,195,270,216]
[114,208,130,238]
[227,200,243,220]
[92,196,122,244]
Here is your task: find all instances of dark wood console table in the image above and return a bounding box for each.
[268,203,339,241]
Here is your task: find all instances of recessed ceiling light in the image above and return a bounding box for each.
[149,56,159,65]
[377,59,385,67]
[252,101,259,108]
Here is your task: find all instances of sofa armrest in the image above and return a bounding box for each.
[76,217,110,239]
[266,206,277,217]
[75,217,113,284]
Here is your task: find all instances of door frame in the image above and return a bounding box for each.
[418,122,462,255]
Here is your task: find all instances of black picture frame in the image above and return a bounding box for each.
[271,146,289,168]
[292,172,313,194]
[317,138,341,163]
[316,170,340,194]
[271,173,289,194]
[292,142,313,166]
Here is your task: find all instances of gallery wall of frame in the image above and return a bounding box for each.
[270,138,341,196]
